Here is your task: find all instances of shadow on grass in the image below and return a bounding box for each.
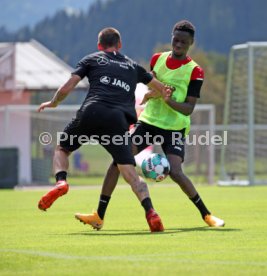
[65,226,240,236]
[167,226,241,232]
[67,230,175,236]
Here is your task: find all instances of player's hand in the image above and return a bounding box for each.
[140,89,161,105]
[140,94,150,105]
[37,101,58,112]
[162,85,175,101]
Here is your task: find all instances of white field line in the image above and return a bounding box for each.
[14,183,176,191]
[1,249,267,267]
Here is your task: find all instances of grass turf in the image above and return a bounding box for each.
[0,183,267,275]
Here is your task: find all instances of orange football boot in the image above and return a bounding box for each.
[204,214,225,227]
[146,209,164,232]
[38,180,69,211]
[75,211,103,230]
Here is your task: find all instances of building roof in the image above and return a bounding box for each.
[0,40,87,91]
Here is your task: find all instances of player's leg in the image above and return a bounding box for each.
[117,163,164,232]
[167,154,224,226]
[75,161,120,230]
[99,121,150,197]
[75,159,164,232]
[108,122,164,232]
[75,115,163,232]
[76,121,152,224]
[53,146,70,175]
[163,129,224,226]
[97,122,155,223]
[97,141,140,204]
[38,145,70,211]
[38,118,83,211]
[75,148,164,232]
[101,161,120,196]
[73,106,122,229]
[77,142,141,230]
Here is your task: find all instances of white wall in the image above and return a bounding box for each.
[0,107,31,184]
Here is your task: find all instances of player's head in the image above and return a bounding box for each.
[98,27,122,51]
[171,20,195,58]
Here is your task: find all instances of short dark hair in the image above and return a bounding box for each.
[98,27,121,49]
[172,20,195,37]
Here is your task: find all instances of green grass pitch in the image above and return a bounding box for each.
[1,183,267,275]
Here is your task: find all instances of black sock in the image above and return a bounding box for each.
[97,194,111,220]
[141,197,154,213]
[55,171,67,182]
[190,194,211,219]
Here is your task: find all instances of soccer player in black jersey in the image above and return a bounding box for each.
[87,20,225,229]
[37,27,172,232]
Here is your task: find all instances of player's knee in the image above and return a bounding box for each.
[124,172,138,185]
[118,165,136,183]
[107,162,120,176]
[169,168,185,183]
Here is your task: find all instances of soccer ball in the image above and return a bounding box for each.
[141,153,170,182]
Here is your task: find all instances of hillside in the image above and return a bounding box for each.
[0,0,95,31]
[0,0,267,65]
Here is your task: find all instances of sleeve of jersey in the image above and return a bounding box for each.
[71,56,90,79]
[150,53,161,71]
[136,64,153,84]
[187,66,204,98]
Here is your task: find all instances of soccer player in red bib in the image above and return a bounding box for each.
[80,20,225,229]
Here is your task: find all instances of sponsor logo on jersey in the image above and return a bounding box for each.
[99,77,130,92]
[111,78,130,92]
[109,59,135,70]
[97,56,109,66]
[100,76,111,84]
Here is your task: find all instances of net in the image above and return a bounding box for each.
[220,42,267,185]
[0,104,216,185]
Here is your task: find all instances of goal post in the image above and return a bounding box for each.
[0,104,216,186]
[187,104,216,185]
[219,42,267,186]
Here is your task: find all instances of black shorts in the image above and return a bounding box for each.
[60,103,135,165]
[131,121,186,161]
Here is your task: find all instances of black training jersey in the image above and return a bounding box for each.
[72,51,153,124]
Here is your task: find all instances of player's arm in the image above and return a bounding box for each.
[164,95,197,116]
[147,78,173,97]
[137,63,173,104]
[164,79,202,115]
[140,72,161,104]
[140,55,162,104]
[140,89,160,105]
[37,74,81,112]
[164,66,204,115]
[141,53,176,104]
[141,77,174,105]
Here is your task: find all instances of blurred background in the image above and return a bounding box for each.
[0,0,267,187]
